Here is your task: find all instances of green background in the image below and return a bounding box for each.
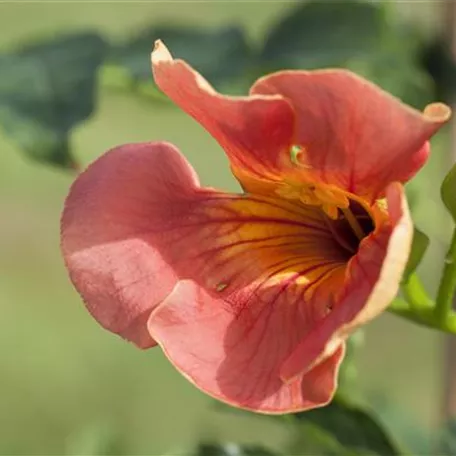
[0,1,451,453]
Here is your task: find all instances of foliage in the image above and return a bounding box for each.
[214,393,402,456]
[0,33,106,168]
[111,26,253,89]
[260,1,385,69]
[0,0,448,170]
[290,396,401,455]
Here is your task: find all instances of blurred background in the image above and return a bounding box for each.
[1,0,455,454]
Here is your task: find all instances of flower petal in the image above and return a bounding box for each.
[151,40,295,185]
[61,142,200,348]
[251,70,450,201]
[148,280,345,413]
[62,141,347,350]
[280,182,412,382]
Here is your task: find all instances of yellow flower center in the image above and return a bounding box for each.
[276,180,349,217]
[276,179,371,248]
[278,145,372,244]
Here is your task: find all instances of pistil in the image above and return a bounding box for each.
[341,207,365,241]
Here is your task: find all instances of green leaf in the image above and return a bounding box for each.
[421,38,456,102]
[260,1,386,70]
[195,443,277,456]
[259,1,433,108]
[346,15,434,109]
[292,395,402,456]
[442,163,456,223]
[285,421,358,456]
[110,26,253,95]
[402,227,430,282]
[0,32,107,168]
[345,52,434,110]
[215,394,402,456]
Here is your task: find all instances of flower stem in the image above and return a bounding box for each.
[435,229,456,324]
[402,273,434,311]
[389,298,434,327]
[389,296,456,335]
[388,251,456,335]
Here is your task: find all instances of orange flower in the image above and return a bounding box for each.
[61,41,450,413]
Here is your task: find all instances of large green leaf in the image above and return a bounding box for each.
[292,395,402,455]
[0,32,107,168]
[421,38,456,102]
[441,163,456,223]
[109,26,253,94]
[345,52,434,110]
[260,1,386,70]
[259,1,433,109]
[284,421,359,456]
[215,394,402,456]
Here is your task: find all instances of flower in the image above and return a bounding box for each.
[61,40,451,414]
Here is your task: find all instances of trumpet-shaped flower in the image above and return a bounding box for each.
[61,41,450,413]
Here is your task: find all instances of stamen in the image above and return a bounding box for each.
[341,207,365,241]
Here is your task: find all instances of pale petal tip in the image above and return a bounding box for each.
[151,39,172,65]
[153,39,162,52]
[423,102,452,123]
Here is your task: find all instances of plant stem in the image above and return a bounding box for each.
[435,229,456,324]
[402,273,434,310]
[388,298,433,328]
[389,298,456,335]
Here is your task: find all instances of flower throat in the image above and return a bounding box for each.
[326,200,375,258]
